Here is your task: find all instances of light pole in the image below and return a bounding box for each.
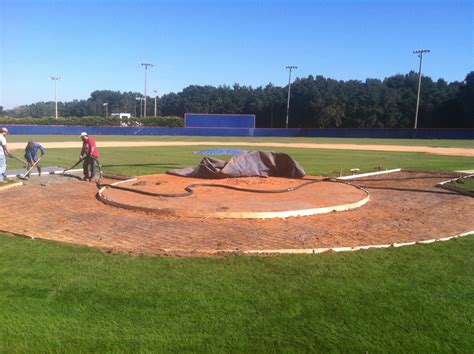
[103,103,108,117]
[285,65,297,128]
[153,90,157,117]
[136,97,144,118]
[413,49,430,129]
[140,63,154,118]
[49,76,61,118]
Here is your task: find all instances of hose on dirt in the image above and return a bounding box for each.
[96,175,331,198]
[61,158,84,175]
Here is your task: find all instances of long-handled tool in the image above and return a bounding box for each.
[18,157,42,180]
[9,154,28,167]
[62,157,84,176]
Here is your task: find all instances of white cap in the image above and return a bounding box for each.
[80,132,88,137]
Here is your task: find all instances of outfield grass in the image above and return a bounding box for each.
[1,233,473,352]
[7,134,474,148]
[5,145,474,177]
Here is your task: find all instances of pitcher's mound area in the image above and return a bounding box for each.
[0,171,473,256]
[98,174,368,218]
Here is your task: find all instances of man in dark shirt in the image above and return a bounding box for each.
[24,141,45,177]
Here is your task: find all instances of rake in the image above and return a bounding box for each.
[18,157,42,180]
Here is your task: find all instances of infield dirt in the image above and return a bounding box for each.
[0,171,473,256]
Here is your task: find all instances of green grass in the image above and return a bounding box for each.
[7,134,474,148]
[1,233,473,352]
[449,176,474,193]
[6,145,474,177]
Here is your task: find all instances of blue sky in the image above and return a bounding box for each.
[1,0,472,108]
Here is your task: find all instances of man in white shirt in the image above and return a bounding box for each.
[0,127,11,181]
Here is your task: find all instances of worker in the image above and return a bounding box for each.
[79,132,99,181]
[0,127,11,182]
[24,141,45,178]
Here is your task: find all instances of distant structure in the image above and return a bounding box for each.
[111,113,131,119]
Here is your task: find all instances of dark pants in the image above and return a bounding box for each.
[26,157,41,177]
[83,156,96,180]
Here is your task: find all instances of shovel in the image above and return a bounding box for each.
[18,157,42,180]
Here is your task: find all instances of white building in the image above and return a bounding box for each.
[111,113,131,119]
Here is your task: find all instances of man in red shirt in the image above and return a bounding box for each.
[80,132,99,181]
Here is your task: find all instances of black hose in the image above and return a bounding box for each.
[62,158,83,175]
[97,177,327,198]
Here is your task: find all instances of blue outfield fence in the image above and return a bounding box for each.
[185,113,255,128]
[3,125,474,139]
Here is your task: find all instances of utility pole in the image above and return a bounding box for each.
[153,89,157,117]
[413,49,430,129]
[140,63,154,118]
[136,97,144,118]
[285,65,297,128]
[49,76,61,118]
[103,102,108,117]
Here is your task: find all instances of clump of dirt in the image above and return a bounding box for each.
[133,181,147,186]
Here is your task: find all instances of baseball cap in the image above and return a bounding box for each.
[80,132,88,137]
[1,127,8,133]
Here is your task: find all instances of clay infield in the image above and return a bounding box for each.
[0,170,473,256]
[98,174,369,218]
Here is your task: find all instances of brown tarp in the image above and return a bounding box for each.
[167,151,306,179]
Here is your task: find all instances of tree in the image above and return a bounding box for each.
[2,72,470,128]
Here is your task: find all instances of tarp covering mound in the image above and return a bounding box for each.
[168,151,306,179]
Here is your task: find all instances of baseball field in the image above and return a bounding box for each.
[1,135,473,351]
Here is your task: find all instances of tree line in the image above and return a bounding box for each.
[2,71,473,128]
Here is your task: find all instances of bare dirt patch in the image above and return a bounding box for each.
[0,171,473,256]
[99,174,368,218]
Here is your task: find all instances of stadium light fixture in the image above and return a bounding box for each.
[103,102,108,117]
[413,49,430,129]
[285,65,297,129]
[48,76,61,119]
[140,63,154,118]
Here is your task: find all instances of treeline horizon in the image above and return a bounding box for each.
[2,71,473,128]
